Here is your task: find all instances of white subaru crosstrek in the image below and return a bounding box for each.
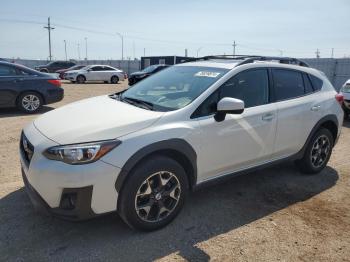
[20,56,344,231]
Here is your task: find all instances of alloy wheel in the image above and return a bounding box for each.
[310,134,330,168]
[22,94,40,112]
[135,171,181,223]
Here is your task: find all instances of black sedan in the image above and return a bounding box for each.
[0,62,64,113]
[128,64,169,86]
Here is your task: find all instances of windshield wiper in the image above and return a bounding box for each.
[121,96,154,110]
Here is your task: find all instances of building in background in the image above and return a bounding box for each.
[140,56,194,69]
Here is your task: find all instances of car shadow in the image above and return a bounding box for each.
[0,163,338,261]
[343,118,350,128]
[0,106,54,118]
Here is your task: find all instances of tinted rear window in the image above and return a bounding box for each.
[309,75,323,91]
[272,69,304,101]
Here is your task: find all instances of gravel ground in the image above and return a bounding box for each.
[0,81,349,262]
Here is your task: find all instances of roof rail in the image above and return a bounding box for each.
[190,55,258,61]
[235,56,310,67]
[189,55,309,67]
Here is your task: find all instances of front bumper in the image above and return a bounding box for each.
[20,123,121,220]
[22,168,97,220]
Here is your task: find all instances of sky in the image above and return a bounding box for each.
[0,0,350,60]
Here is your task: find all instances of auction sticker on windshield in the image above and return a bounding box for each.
[195,71,221,78]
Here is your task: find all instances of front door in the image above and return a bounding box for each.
[194,68,277,182]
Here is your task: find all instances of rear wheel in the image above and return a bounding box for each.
[76,75,86,84]
[17,92,43,113]
[295,128,334,174]
[110,75,119,84]
[118,156,189,231]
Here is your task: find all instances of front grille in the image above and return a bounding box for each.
[20,132,34,165]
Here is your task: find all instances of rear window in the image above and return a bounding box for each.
[309,75,323,91]
[272,69,304,101]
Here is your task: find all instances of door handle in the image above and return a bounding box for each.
[311,105,321,111]
[262,113,274,121]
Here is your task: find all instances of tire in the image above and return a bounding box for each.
[295,128,334,174]
[118,156,189,231]
[110,75,119,84]
[17,92,43,114]
[76,75,86,84]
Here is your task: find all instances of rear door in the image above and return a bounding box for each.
[0,64,20,107]
[86,66,103,81]
[103,66,117,81]
[271,68,320,158]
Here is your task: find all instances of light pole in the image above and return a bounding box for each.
[44,17,55,61]
[84,37,88,60]
[196,47,203,57]
[63,40,67,61]
[116,32,124,60]
[77,43,81,60]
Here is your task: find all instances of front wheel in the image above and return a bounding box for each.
[118,156,189,231]
[17,92,43,113]
[76,75,86,84]
[295,128,334,174]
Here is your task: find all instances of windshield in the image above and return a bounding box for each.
[142,65,159,73]
[121,66,229,111]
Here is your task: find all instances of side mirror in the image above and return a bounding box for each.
[215,97,244,122]
[87,68,91,72]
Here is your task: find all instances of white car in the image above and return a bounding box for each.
[20,56,343,231]
[64,65,125,84]
[340,79,350,119]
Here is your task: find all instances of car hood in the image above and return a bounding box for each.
[33,95,164,144]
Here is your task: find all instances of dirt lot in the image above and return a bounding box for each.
[0,81,349,262]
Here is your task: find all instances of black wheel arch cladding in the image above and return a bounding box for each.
[296,114,338,159]
[115,139,197,192]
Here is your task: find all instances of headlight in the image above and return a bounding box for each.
[43,140,121,164]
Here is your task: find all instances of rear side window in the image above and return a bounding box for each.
[309,75,323,91]
[0,65,17,76]
[272,69,304,101]
[303,73,314,94]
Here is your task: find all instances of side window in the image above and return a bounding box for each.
[220,69,269,108]
[191,69,269,118]
[91,66,103,71]
[0,65,17,76]
[272,69,304,101]
[104,66,115,71]
[303,73,314,94]
[309,74,323,91]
